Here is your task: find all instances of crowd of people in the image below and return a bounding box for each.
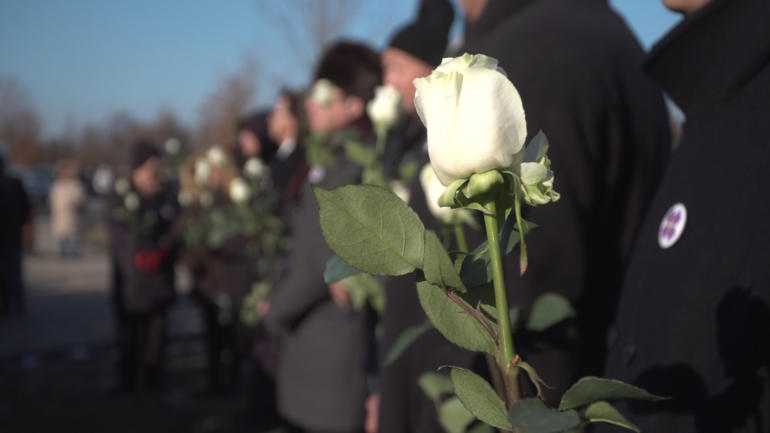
[3,0,769,432]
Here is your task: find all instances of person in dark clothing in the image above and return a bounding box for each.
[459,0,672,401]
[601,1,770,431]
[268,91,308,210]
[235,111,279,171]
[110,140,179,391]
[261,41,380,433]
[0,153,31,317]
[375,2,480,433]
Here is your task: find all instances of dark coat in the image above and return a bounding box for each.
[110,185,179,314]
[192,235,254,302]
[262,149,366,431]
[602,1,770,432]
[379,114,478,433]
[0,169,31,253]
[461,0,671,399]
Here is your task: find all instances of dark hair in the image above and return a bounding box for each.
[314,41,382,102]
[131,139,161,170]
[236,111,278,164]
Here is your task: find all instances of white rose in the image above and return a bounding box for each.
[413,53,527,186]
[199,191,214,208]
[114,177,130,196]
[194,159,211,186]
[229,177,250,204]
[164,137,181,155]
[124,192,140,211]
[244,157,266,179]
[367,85,401,129]
[390,180,411,204]
[310,78,336,107]
[178,190,193,207]
[207,145,227,166]
[420,164,454,223]
[93,165,114,195]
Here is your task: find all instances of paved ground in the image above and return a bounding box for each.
[0,213,283,433]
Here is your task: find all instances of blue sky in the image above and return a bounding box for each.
[0,0,681,138]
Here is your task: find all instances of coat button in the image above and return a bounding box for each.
[623,340,637,365]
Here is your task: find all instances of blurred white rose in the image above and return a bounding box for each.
[367,85,401,130]
[207,145,227,166]
[229,177,250,204]
[124,192,140,211]
[420,164,454,223]
[310,79,336,107]
[200,191,214,208]
[413,53,527,186]
[194,159,211,186]
[114,177,131,196]
[178,190,193,207]
[389,180,410,204]
[244,158,266,179]
[164,137,181,155]
[93,165,114,195]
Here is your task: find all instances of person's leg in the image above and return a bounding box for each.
[143,311,167,390]
[0,254,10,317]
[200,297,223,390]
[115,313,138,391]
[9,250,24,315]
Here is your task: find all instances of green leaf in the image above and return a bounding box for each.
[416,279,496,356]
[324,255,362,284]
[424,230,467,292]
[384,320,434,366]
[584,401,639,432]
[467,424,496,433]
[526,293,576,332]
[439,397,477,433]
[418,372,455,402]
[559,377,669,411]
[508,398,581,433]
[344,140,377,166]
[314,185,425,276]
[449,367,513,431]
[341,273,384,313]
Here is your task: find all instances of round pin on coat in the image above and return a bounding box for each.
[658,203,687,249]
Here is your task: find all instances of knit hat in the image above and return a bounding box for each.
[388,0,455,67]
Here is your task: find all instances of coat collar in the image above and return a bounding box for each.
[644,0,770,116]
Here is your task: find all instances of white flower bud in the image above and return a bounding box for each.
[124,192,140,211]
[413,53,527,186]
[114,177,130,196]
[367,85,401,130]
[229,177,250,204]
[194,160,211,186]
[419,164,454,223]
[207,145,227,166]
[178,190,193,207]
[164,137,181,155]
[244,157,266,179]
[310,79,336,107]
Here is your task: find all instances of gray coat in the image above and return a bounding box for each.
[263,152,366,431]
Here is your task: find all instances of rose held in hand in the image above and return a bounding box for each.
[413,53,527,187]
[367,85,401,130]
